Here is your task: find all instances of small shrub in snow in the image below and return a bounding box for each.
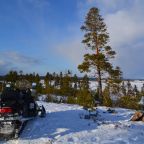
[76,89,94,109]
[67,96,76,104]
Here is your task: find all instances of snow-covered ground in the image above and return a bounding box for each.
[89,80,144,91]
[1,101,144,144]
[130,80,144,90]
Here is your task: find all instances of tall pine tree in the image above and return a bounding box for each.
[78,7,121,104]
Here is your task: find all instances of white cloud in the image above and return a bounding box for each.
[0,51,42,74]
[0,60,14,75]
[3,51,41,64]
[87,0,118,8]
[115,41,144,78]
[18,0,50,9]
[105,7,144,48]
[57,38,85,65]
[85,0,131,14]
[0,60,5,65]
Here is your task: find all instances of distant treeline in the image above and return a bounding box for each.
[1,70,144,110]
[1,74,144,81]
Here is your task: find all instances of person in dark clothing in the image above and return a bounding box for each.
[21,88,37,117]
[26,88,31,97]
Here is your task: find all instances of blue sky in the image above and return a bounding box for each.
[0,0,144,78]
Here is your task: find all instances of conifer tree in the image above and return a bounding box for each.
[35,73,40,84]
[19,70,23,80]
[45,72,51,87]
[141,84,144,94]
[80,74,89,90]
[77,75,94,108]
[59,72,63,90]
[27,73,33,83]
[126,81,134,96]
[78,7,121,104]
[5,71,18,82]
[44,72,54,95]
[35,83,43,94]
[54,74,60,88]
[133,85,139,97]
[107,66,122,96]
[72,74,78,97]
[103,86,112,107]
[121,81,127,96]
[60,73,72,96]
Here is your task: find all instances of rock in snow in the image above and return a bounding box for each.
[131,111,144,122]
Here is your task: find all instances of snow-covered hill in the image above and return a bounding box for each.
[1,101,144,144]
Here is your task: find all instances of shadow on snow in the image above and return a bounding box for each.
[19,109,97,140]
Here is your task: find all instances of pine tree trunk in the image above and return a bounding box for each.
[96,38,103,104]
[97,67,103,104]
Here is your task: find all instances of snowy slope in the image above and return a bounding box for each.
[1,102,144,144]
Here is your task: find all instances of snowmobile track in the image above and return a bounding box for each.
[0,120,28,140]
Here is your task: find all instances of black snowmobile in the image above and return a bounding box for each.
[0,84,46,139]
